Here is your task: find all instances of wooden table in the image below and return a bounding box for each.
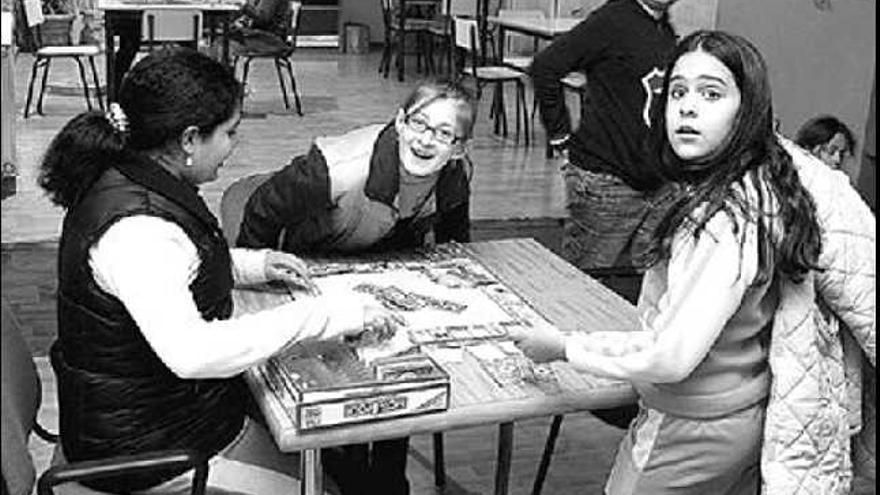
[486,15,580,65]
[235,238,638,495]
[97,0,240,102]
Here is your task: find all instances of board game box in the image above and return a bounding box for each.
[260,345,450,430]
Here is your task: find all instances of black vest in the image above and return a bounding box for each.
[52,155,246,492]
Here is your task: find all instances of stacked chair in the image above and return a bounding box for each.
[452,15,530,145]
[232,0,304,115]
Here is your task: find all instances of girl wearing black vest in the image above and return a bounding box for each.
[38,48,386,494]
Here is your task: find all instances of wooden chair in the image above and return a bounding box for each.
[21,4,103,118]
[453,16,530,145]
[220,172,274,244]
[1,299,209,495]
[425,0,481,77]
[232,0,303,115]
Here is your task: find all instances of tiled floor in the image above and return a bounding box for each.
[2,46,567,244]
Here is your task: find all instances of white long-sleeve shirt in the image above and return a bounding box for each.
[88,215,361,380]
[563,187,777,417]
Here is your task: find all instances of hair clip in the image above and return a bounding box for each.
[105,102,129,135]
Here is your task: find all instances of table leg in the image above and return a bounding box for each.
[494,422,514,495]
[300,448,323,495]
[497,25,505,65]
[222,14,231,67]
[531,414,563,495]
[104,12,116,103]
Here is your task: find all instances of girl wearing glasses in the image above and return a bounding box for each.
[236,79,477,495]
[237,79,477,255]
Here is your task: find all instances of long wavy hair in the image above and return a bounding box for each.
[38,48,243,208]
[646,30,821,283]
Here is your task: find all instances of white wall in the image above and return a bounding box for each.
[716,0,876,182]
[339,0,383,43]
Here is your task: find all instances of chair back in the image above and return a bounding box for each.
[452,16,478,52]
[441,0,478,16]
[220,172,273,245]
[453,15,490,73]
[17,0,72,50]
[497,8,544,56]
[2,299,41,495]
[282,1,302,47]
[496,8,545,20]
[142,9,202,49]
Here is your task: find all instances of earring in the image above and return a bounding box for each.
[185,155,193,168]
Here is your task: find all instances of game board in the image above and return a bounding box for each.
[260,243,561,431]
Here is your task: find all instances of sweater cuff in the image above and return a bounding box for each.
[231,248,270,286]
[563,334,588,367]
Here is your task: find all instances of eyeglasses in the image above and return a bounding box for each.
[404,115,461,146]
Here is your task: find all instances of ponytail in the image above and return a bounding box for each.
[38,110,128,208]
[39,48,242,209]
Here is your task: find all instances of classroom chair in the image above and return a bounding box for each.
[1,299,209,495]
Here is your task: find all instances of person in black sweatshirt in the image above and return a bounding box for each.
[530,0,678,428]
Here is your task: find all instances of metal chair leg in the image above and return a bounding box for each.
[518,80,530,147]
[87,56,105,111]
[514,82,522,145]
[379,39,391,76]
[273,58,290,110]
[396,29,405,82]
[531,415,564,495]
[241,58,252,93]
[491,84,501,135]
[282,58,303,116]
[36,58,52,116]
[494,422,514,495]
[24,58,41,118]
[74,56,93,111]
[496,82,508,138]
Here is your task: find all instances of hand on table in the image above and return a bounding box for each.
[507,325,566,364]
[322,293,400,344]
[263,250,320,295]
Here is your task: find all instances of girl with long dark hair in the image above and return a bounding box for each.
[512,30,874,494]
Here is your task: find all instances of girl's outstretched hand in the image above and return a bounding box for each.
[321,293,399,343]
[507,325,566,363]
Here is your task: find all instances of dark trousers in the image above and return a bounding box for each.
[322,437,410,495]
